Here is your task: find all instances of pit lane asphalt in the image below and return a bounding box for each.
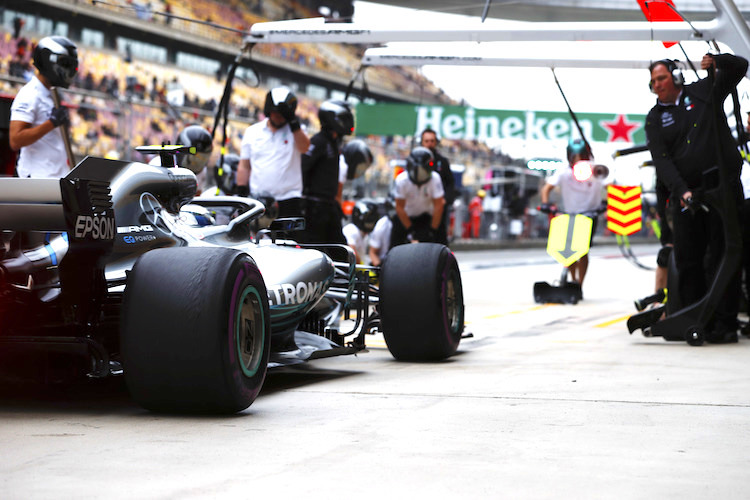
[1,243,749,499]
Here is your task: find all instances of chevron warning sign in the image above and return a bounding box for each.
[607,185,642,236]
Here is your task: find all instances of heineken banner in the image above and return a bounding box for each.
[354,103,646,144]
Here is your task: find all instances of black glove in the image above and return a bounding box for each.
[682,195,709,214]
[49,107,70,128]
[235,185,249,197]
[287,117,301,132]
[425,227,437,242]
[539,202,552,214]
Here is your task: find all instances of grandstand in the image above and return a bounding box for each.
[0,0,508,197]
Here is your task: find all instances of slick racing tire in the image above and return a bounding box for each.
[380,243,464,361]
[121,247,270,414]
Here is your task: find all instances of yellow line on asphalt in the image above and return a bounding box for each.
[485,303,558,320]
[594,314,631,328]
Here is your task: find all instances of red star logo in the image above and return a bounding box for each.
[600,114,641,142]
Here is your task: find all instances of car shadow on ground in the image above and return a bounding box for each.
[0,356,364,415]
[0,372,138,414]
[261,364,363,395]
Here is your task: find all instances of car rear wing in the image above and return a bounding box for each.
[0,177,115,247]
[0,178,67,231]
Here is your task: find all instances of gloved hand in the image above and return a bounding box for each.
[539,202,553,214]
[49,106,70,128]
[235,185,249,197]
[287,117,301,132]
[425,226,437,242]
[278,104,300,131]
[405,227,415,242]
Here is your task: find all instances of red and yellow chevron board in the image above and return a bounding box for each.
[607,185,642,236]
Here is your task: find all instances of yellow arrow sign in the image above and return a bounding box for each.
[546,214,593,267]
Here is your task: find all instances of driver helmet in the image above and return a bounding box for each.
[214,153,240,194]
[32,36,79,88]
[318,99,354,136]
[263,86,297,118]
[566,138,592,165]
[405,146,435,186]
[351,199,380,233]
[342,139,373,180]
[251,190,279,231]
[176,125,213,173]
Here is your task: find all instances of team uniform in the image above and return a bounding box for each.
[240,118,303,218]
[301,131,345,244]
[645,53,748,337]
[369,215,392,263]
[342,222,368,264]
[546,165,605,244]
[390,170,444,248]
[432,149,454,245]
[10,75,68,178]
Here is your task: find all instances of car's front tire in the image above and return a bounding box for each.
[380,243,464,361]
[121,247,270,413]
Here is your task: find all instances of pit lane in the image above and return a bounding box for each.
[1,243,749,498]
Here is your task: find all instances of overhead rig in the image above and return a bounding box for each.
[248,0,750,64]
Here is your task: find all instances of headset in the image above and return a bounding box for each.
[649,59,684,93]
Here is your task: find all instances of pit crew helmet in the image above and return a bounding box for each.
[251,190,279,232]
[263,86,297,119]
[351,199,380,233]
[214,153,240,194]
[405,146,435,186]
[342,139,373,180]
[318,99,354,136]
[566,138,592,165]
[176,125,213,173]
[32,36,78,88]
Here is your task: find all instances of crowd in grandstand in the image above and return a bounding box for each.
[1,0,526,243]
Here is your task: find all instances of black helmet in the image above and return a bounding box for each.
[251,191,280,231]
[342,139,373,180]
[32,36,78,88]
[176,125,213,173]
[214,153,240,194]
[263,86,297,118]
[566,138,592,164]
[406,146,434,186]
[318,99,354,136]
[351,199,380,233]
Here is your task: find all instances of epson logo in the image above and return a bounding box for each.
[117,225,154,234]
[74,215,115,240]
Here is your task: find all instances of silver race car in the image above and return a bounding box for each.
[0,147,464,413]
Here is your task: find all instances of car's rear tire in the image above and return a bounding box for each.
[121,247,270,413]
[380,243,464,361]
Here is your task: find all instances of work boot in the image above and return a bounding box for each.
[705,326,739,344]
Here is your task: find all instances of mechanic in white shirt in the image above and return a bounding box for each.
[391,147,445,248]
[539,138,608,286]
[342,199,379,264]
[368,215,392,266]
[236,87,310,218]
[9,36,78,179]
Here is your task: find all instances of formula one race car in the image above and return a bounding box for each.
[0,148,464,413]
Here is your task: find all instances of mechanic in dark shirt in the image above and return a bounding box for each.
[300,100,354,244]
[420,129,455,245]
[645,53,748,343]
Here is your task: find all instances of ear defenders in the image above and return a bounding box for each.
[649,59,684,93]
